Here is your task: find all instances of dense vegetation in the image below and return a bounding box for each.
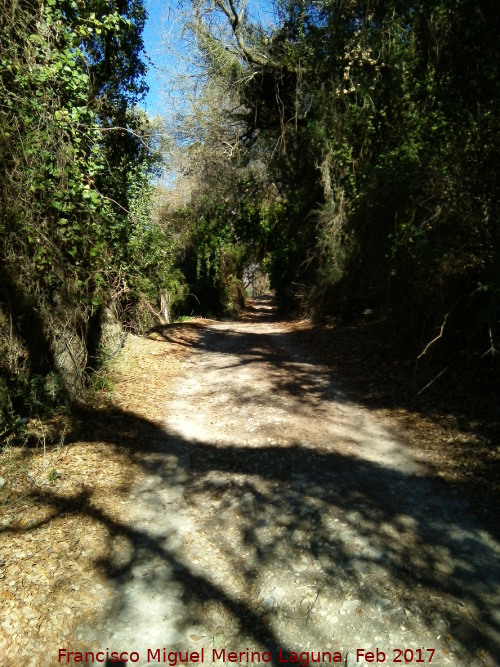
[1,0,498,431]
[171,0,499,357]
[0,0,177,429]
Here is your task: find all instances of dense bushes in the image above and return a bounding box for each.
[3,0,497,430]
[184,0,499,360]
[0,0,176,429]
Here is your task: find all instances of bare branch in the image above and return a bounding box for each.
[92,126,168,150]
[417,362,455,395]
[212,0,271,67]
[481,325,498,357]
[417,311,450,359]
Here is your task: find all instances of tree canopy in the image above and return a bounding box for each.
[1,0,498,430]
[171,0,499,356]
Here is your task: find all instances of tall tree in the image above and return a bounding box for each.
[181,0,499,354]
[0,0,165,425]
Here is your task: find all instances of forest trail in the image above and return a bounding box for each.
[75,296,499,666]
[1,297,499,666]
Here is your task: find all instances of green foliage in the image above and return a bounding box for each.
[124,183,189,329]
[0,0,169,428]
[186,0,499,356]
[175,199,247,317]
[162,177,282,318]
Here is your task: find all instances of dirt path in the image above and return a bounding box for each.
[1,297,499,666]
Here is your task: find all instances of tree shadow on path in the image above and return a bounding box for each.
[3,295,499,666]
[15,401,497,665]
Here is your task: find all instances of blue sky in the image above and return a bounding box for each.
[139,0,278,119]
[139,0,180,118]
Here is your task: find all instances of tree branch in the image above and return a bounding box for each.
[213,0,271,67]
[417,311,450,359]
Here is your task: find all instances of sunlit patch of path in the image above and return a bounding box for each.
[80,297,500,667]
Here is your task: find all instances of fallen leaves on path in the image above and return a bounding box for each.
[0,310,497,666]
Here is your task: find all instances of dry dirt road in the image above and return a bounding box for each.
[1,296,499,666]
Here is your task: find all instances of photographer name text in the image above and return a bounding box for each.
[58,647,436,664]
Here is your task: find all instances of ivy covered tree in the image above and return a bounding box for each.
[0,0,170,426]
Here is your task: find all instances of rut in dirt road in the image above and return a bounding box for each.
[78,296,500,667]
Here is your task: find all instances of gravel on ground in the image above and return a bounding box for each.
[1,296,498,667]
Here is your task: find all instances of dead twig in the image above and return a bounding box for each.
[417,295,464,362]
[417,361,455,395]
[297,589,321,624]
[143,299,167,325]
[481,325,497,358]
[417,311,450,359]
